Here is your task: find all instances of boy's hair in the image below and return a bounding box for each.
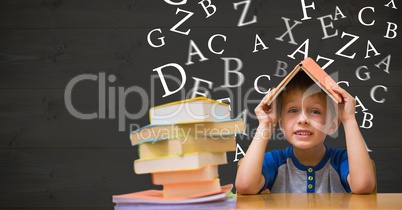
[277,71,337,121]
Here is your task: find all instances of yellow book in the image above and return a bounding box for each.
[138,135,236,159]
[130,118,244,145]
[149,97,230,124]
[162,178,221,198]
[134,152,227,174]
[152,165,219,185]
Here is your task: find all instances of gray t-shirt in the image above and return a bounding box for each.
[260,146,350,193]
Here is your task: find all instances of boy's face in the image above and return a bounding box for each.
[279,89,336,150]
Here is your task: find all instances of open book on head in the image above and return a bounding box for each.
[266,57,343,105]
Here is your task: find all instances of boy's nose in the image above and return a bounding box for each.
[297,112,309,125]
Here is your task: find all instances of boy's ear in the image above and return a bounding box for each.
[327,119,340,136]
[278,118,284,132]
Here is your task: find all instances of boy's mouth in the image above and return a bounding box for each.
[294,130,313,136]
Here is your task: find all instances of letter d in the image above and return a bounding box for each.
[153,63,187,98]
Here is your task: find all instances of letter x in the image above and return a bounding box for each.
[275,17,302,45]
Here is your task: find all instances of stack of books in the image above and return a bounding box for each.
[113,97,244,207]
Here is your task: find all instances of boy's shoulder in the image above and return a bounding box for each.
[327,146,348,164]
[263,147,293,165]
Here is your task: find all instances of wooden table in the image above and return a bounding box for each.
[235,193,402,209]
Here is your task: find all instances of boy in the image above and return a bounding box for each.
[235,72,376,194]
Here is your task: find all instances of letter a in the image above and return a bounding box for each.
[186,40,209,65]
[375,54,391,74]
[334,6,347,20]
[253,34,269,53]
[364,40,381,59]
[287,39,310,59]
[384,0,397,9]
[233,143,246,162]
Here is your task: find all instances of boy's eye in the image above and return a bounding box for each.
[310,109,321,114]
[289,108,298,113]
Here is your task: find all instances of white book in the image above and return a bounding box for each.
[149,97,231,124]
[134,152,227,174]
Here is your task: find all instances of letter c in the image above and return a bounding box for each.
[65,74,98,119]
[358,7,375,26]
[370,85,387,103]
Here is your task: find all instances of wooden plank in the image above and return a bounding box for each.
[0,88,147,148]
[0,86,400,148]
[0,148,153,208]
[0,1,400,208]
[0,0,397,29]
[369,147,402,193]
[0,27,400,89]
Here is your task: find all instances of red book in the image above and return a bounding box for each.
[266,57,342,105]
[112,184,233,204]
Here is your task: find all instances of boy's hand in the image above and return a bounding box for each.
[254,89,278,128]
[237,90,278,194]
[332,85,376,194]
[331,85,356,123]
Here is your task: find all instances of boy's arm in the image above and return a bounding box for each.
[332,85,376,194]
[235,91,278,194]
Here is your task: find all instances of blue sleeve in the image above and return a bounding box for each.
[259,150,286,193]
[330,148,351,193]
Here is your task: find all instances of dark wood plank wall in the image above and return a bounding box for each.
[0,0,401,208]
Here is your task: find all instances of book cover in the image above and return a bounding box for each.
[149,97,231,124]
[162,178,221,198]
[138,136,236,159]
[134,152,227,174]
[114,197,236,210]
[266,57,342,105]
[112,184,233,204]
[152,165,219,185]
